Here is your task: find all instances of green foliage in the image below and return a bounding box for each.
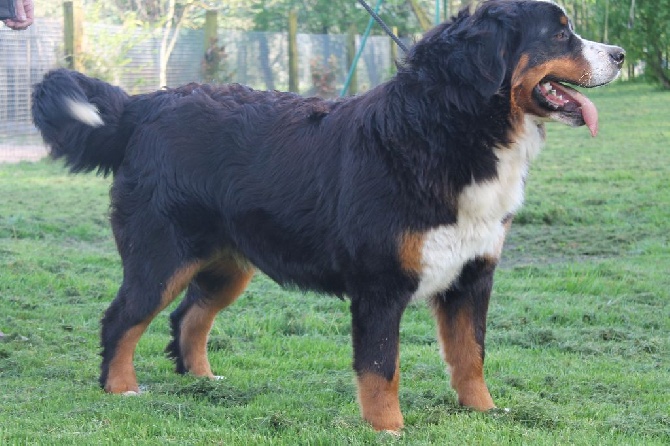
[222,0,421,35]
[0,83,669,443]
[558,0,670,88]
[77,7,147,85]
[249,0,667,90]
[82,0,202,27]
[41,0,670,88]
[623,0,670,87]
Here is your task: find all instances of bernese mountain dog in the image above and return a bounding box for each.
[32,0,624,432]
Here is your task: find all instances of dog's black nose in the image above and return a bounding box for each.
[610,47,625,68]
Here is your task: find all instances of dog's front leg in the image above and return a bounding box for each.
[431,257,497,411]
[350,293,409,432]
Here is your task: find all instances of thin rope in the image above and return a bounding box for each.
[356,0,409,53]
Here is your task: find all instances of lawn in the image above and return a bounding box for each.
[0,82,668,445]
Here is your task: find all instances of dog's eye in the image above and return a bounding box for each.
[554,30,569,41]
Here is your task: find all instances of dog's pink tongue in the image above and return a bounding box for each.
[569,89,599,137]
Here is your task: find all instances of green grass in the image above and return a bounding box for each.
[1,82,669,444]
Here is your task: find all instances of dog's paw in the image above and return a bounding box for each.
[381,429,402,437]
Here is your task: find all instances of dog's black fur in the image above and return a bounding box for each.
[32,0,623,431]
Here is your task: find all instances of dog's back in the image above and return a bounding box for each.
[32,70,401,293]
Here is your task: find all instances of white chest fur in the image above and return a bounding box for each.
[411,117,544,301]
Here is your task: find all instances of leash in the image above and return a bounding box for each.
[340,0,408,96]
[356,0,409,54]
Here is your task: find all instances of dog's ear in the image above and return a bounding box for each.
[449,3,520,98]
[407,3,519,100]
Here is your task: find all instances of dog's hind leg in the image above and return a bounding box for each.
[431,257,496,411]
[100,260,202,394]
[350,291,410,432]
[166,254,254,378]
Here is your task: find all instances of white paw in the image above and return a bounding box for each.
[382,429,402,437]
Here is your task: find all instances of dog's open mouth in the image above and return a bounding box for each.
[533,79,599,136]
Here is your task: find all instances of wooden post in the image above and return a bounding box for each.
[204,10,218,52]
[202,10,219,83]
[346,24,358,96]
[390,26,399,74]
[63,1,82,70]
[602,0,609,42]
[408,0,432,31]
[288,9,299,93]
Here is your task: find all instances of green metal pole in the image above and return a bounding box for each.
[340,0,383,97]
[435,0,440,24]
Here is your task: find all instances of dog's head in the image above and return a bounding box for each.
[405,0,625,136]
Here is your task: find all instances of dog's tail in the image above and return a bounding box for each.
[32,69,130,175]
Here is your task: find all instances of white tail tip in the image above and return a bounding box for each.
[65,98,104,127]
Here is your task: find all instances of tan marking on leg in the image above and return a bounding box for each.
[180,265,255,377]
[105,322,149,393]
[356,357,403,432]
[434,306,494,411]
[180,305,216,377]
[398,231,425,274]
[162,262,204,307]
[104,261,202,393]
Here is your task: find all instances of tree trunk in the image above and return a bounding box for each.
[258,33,275,90]
[649,50,670,89]
[581,0,589,39]
[602,0,609,43]
[407,0,432,31]
[159,0,191,88]
[158,0,175,88]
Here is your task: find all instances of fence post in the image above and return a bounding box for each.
[390,26,398,74]
[204,10,217,51]
[203,10,218,82]
[288,9,299,93]
[63,1,82,70]
[346,25,358,96]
